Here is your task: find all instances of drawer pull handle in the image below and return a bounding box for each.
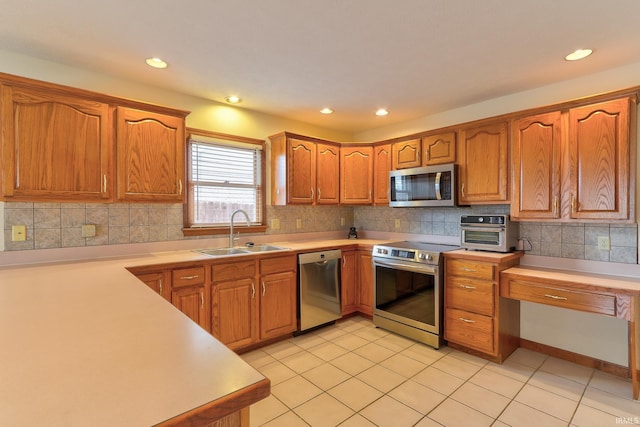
[461,268,476,272]
[459,317,475,323]
[159,279,163,295]
[459,284,476,290]
[544,293,568,301]
[180,275,199,280]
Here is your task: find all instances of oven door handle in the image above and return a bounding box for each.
[373,260,437,274]
[461,226,505,233]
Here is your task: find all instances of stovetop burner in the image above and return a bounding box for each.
[372,241,459,265]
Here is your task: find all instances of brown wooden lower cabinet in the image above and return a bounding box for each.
[443,251,522,362]
[341,250,358,315]
[356,250,373,316]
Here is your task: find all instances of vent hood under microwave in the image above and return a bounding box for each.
[389,164,457,208]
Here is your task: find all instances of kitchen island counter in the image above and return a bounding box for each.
[0,256,270,426]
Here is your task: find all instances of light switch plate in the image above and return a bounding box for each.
[597,236,610,250]
[11,225,26,242]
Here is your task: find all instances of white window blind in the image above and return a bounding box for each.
[189,137,262,227]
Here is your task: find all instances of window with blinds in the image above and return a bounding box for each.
[188,134,263,227]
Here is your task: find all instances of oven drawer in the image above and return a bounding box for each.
[446,277,494,316]
[504,279,616,317]
[445,308,493,353]
[446,259,494,281]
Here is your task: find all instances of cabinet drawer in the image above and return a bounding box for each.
[172,266,205,288]
[446,277,494,316]
[505,280,616,316]
[260,256,296,275]
[445,308,493,354]
[446,259,494,281]
[212,261,256,282]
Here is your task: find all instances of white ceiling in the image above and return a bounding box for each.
[2,0,640,134]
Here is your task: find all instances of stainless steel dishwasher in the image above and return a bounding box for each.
[297,249,342,332]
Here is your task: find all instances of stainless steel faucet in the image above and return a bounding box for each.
[229,209,251,247]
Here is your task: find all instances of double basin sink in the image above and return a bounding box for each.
[195,245,287,257]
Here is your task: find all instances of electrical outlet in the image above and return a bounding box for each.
[597,236,611,251]
[340,217,345,226]
[296,218,302,229]
[11,225,26,242]
[270,218,280,230]
[81,224,96,238]
[394,219,401,229]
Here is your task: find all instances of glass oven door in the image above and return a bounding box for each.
[373,259,441,334]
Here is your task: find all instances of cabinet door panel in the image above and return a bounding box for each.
[392,139,421,169]
[341,146,373,205]
[423,132,456,165]
[316,143,339,204]
[458,122,509,203]
[260,271,297,339]
[212,278,256,350]
[341,251,357,315]
[172,286,208,331]
[117,107,184,202]
[287,139,316,204]
[511,112,562,219]
[373,144,391,205]
[569,98,631,220]
[1,85,111,200]
[356,251,373,315]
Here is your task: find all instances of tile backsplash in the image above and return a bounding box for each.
[2,202,637,264]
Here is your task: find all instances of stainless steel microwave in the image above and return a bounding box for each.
[389,164,456,207]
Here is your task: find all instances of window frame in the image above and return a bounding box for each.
[183,128,267,236]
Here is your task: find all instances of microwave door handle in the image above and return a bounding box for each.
[435,172,442,200]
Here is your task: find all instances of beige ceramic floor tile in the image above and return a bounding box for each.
[302,362,351,390]
[250,394,289,426]
[400,343,447,365]
[588,369,634,399]
[515,384,578,421]
[328,377,383,411]
[241,349,276,369]
[414,416,446,427]
[258,361,297,385]
[504,347,548,368]
[485,359,537,382]
[374,332,415,352]
[431,353,482,380]
[539,356,594,385]
[353,342,395,363]
[498,401,567,427]
[528,369,587,401]
[451,381,510,418]
[411,366,465,396]
[447,349,488,367]
[580,387,640,419]
[428,397,493,427]
[280,350,325,374]
[352,325,389,341]
[315,325,348,341]
[289,332,327,349]
[379,352,427,378]
[356,364,407,393]
[294,393,355,427]
[469,367,525,398]
[571,404,624,427]
[261,409,309,427]
[360,395,423,427]
[271,375,323,409]
[330,351,376,376]
[262,339,304,359]
[307,340,349,361]
[332,333,369,351]
[338,413,378,426]
[388,379,446,414]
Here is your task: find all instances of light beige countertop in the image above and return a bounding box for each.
[0,237,388,426]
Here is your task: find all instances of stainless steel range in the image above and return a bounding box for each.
[372,241,459,349]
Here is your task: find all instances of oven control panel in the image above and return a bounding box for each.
[374,246,438,264]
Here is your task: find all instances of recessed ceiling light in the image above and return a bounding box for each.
[145,57,168,69]
[320,107,334,114]
[565,49,593,61]
[225,95,242,104]
[375,108,389,116]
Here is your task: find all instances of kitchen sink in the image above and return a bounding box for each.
[242,245,286,252]
[195,248,250,257]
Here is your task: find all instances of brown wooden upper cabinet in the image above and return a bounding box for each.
[116,107,186,203]
[269,132,339,205]
[512,97,635,221]
[340,145,373,205]
[391,133,456,170]
[1,84,112,201]
[373,143,392,205]
[458,121,509,204]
